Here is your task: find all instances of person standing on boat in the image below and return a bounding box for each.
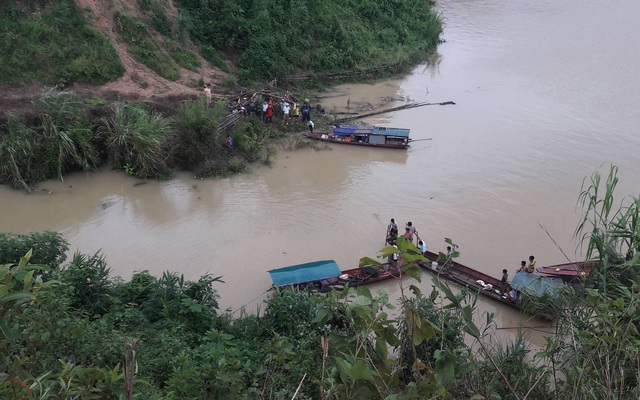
[387,219,398,239]
[418,240,427,256]
[501,269,509,292]
[388,245,399,269]
[405,221,417,245]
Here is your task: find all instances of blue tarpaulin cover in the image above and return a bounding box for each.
[511,272,564,297]
[372,127,410,137]
[268,260,342,286]
[332,125,410,138]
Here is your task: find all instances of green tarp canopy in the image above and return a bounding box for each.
[268,260,341,286]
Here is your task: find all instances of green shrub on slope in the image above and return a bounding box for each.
[0,0,124,85]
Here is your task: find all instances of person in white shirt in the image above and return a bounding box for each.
[282,102,291,124]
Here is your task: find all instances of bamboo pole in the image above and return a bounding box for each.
[334,101,455,123]
[125,339,139,400]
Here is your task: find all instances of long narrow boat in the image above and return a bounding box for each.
[536,261,598,281]
[302,125,411,149]
[417,251,564,317]
[268,259,401,293]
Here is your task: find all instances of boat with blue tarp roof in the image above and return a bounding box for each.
[302,124,412,149]
[268,259,401,292]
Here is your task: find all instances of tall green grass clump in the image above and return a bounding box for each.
[99,102,173,179]
[171,99,227,171]
[32,88,100,180]
[0,0,124,85]
[0,115,37,191]
[0,89,100,190]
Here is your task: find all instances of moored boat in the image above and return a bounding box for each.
[302,124,411,149]
[268,259,401,292]
[417,251,564,318]
[536,261,598,281]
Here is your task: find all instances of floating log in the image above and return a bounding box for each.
[334,101,455,123]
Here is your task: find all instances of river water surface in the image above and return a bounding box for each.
[2,0,639,346]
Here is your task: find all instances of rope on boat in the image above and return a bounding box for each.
[230,288,271,316]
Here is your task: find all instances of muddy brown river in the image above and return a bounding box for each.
[2,0,639,348]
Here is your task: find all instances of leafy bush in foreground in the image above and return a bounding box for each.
[0,231,68,269]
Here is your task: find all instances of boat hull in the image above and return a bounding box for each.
[301,132,410,149]
[417,251,520,311]
[417,251,562,320]
[536,261,598,280]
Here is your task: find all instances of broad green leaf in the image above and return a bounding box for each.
[349,360,375,381]
[359,257,382,267]
[375,338,388,360]
[357,285,373,300]
[409,284,422,296]
[312,308,330,324]
[1,292,33,304]
[0,318,19,340]
[436,281,461,307]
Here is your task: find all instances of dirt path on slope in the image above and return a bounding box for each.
[0,0,228,116]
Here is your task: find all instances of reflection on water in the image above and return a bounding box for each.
[1,0,640,348]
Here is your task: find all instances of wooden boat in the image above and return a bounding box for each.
[302,124,411,149]
[417,251,564,317]
[536,261,598,281]
[268,259,401,293]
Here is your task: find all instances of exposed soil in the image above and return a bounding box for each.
[0,0,229,116]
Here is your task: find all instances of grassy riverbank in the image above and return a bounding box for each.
[0,88,328,190]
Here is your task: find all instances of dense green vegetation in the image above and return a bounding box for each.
[0,0,441,86]
[175,0,443,82]
[2,167,639,398]
[0,0,124,86]
[0,88,313,189]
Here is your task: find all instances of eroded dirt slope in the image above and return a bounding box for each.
[0,0,228,115]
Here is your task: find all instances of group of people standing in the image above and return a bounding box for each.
[244,97,313,127]
[385,218,428,254]
[202,85,318,133]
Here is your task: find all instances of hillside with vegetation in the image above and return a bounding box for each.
[0,0,442,111]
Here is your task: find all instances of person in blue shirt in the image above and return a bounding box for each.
[225,135,233,156]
